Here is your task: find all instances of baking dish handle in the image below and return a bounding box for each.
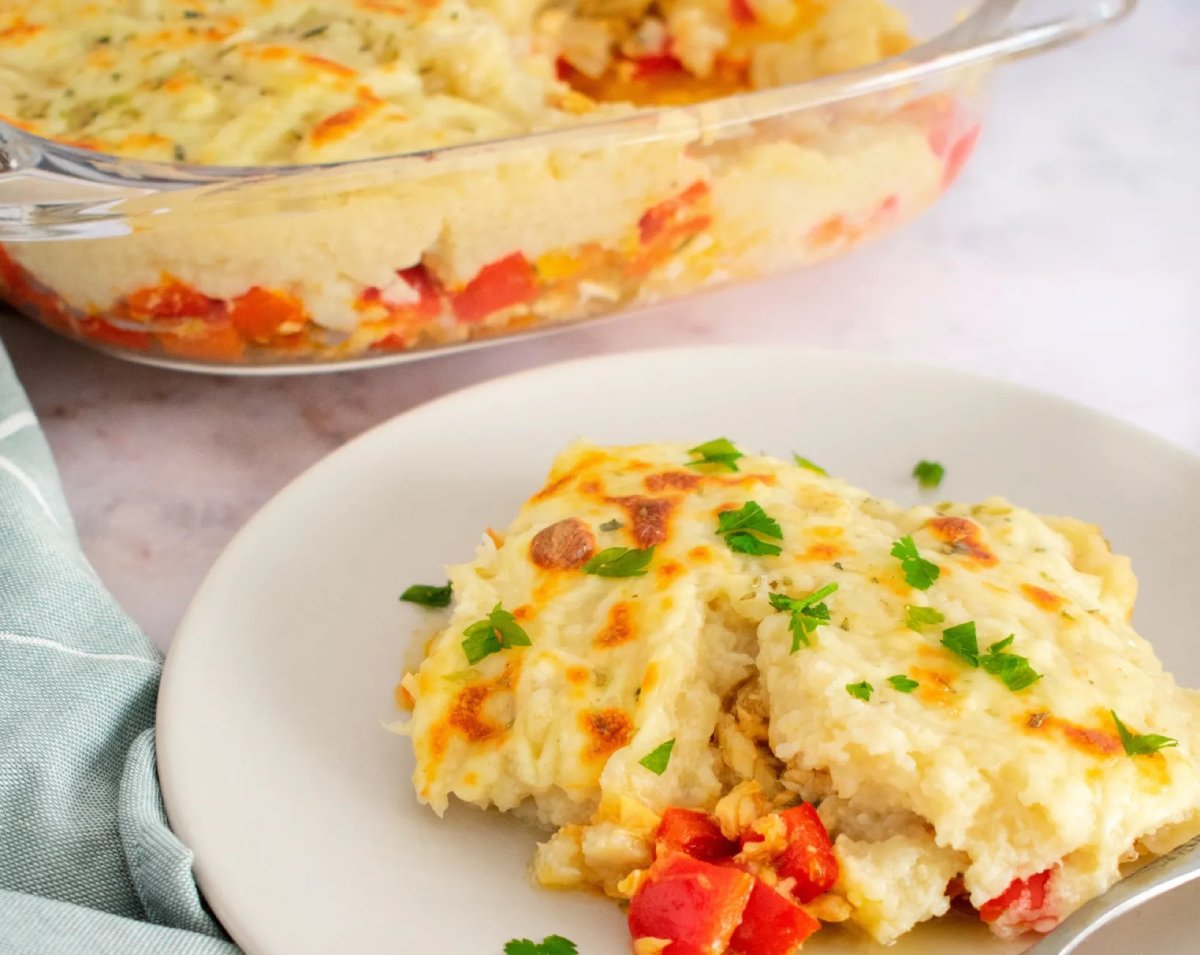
[943,0,1138,68]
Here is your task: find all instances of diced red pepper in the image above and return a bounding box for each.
[450,252,537,323]
[729,880,821,955]
[631,53,688,81]
[229,286,306,341]
[127,280,218,321]
[979,869,1053,924]
[942,125,981,188]
[79,316,153,351]
[629,853,755,955]
[656,808,739,863]
[638,181,710,245]
[396,264,443,321]
[156,323,245,362]
[729,0,757,25]
[773,804,838,904]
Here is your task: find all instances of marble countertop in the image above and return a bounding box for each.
[2,2,1196,649]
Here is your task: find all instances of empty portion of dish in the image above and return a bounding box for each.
[0,0,979,366]
[399,441,1200,951]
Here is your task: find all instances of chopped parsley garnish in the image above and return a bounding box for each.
[887,675,919,693]
[891,535,940,590]
[504,936,578,955]
[793,454,827,475]
[638,738,676,775]
[846,681,873,702]
[599,518,624,532]
[582,546,655,578]
[770,583,838,652]
[905,604,945,630]
[717,501,783,556]
[940,621,979,666]
[1111,711,1178,757]
[686,437,744,472]
[940,624,1042,692]
[461,604,531,665]
[912,460,945,489]
[400,582,452,608]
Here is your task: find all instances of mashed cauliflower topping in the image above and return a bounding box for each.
[401,441,1200,947]
[0,0,977,365]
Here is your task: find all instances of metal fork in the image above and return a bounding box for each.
[1023,835,1200,954]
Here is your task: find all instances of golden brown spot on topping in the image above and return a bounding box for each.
[448,684,504,743]
[0,17,43,42]
[644,471,702,492]
[911,666,957,706]
[485,527,505,548]
[689,545,713,561]
[657,560,685,586]
[642,662,659,693]
[532,451,608,501]
[532,577,564,605]
[579,478,604,495]
[595,602,637,649]
[566,666,590,686]
[529,517,596,570]
[609,495,676,548]
[462,772,477,786]
[809,525,845,540]
[1023,712,1123,757]
[926,516,997,566]
[394,682,414,711]
[581,708,633,761]
[311,100,383,146]
[712,473,778,488]
[1021,583,1065,612]
[798,542,846,562]
[513,604,534,621]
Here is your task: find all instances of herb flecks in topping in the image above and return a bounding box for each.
[504,936,579,955]
[846,681,873,702]
[891,535,940,590]
[1111,711,1177,757]
[905,604,945,630]
[582,546,654,578]
[912,460,945,489]
[793,454,827,475]
[599,518,624,532]
[770,583,838,652]
[461,603,531,665]
[941,624,1042,692]
[638,738,675,775]
[400,582,452,608]
[888,675,919,693]
[686,438,744,472]
[717,501,783,556]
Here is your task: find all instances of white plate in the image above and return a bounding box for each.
[158,346,1200,955]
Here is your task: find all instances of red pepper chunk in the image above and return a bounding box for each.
[773,805,839,904]
[631,53,688,80]
[127,281,218,321]
[639,181,710,245]
[656,808,738,863]
[450,252,537,323]
[629,853,754,955]
[729,880,820,955]
[979,868,1053,924]
[728,0,757,25]
[396,265,443,321]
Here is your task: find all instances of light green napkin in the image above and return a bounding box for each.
[0,341,239,955]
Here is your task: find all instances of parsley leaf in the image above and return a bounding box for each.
[399,582,452,608]
[940,621,979,667]
[638,738,675,775]
[687,438,744,472]
[887,674,919,693]
[1111,711,1178,757]
[461,604,531,665]
[583,546,655,578]
[846,681,873,702]
[770,583,838,652]
[717,501,783,557]
[941,625,1043,692]
[599,518,623,532]
[891,536,940,590]
[793,454,827,475]
[504,936,578,955]
[912,460,945,489]
[905,604,945,630]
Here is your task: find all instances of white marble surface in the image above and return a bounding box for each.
[1,1,1196,649]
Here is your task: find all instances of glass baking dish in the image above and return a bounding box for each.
[0,0,1133,374]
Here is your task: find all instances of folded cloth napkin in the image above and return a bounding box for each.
[0,343,239,955]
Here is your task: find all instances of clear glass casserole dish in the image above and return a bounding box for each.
[0,0,1133,374]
